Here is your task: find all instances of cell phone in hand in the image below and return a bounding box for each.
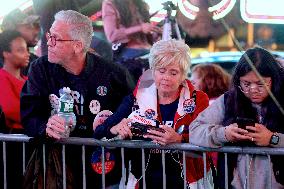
[236,117,255,129]
[130,122,165,138]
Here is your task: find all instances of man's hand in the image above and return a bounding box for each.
[46,115,67,140]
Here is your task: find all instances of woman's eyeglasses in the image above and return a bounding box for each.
[239,79,271,94]
[46,32,77,46]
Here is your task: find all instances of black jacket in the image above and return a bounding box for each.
[20,52,135,188]
[21,52,134,137]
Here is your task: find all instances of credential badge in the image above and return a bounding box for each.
[183,98,196,113]
[89,100,101,114]
[97,86,108,96]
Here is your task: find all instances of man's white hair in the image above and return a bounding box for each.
[54,10,93,52]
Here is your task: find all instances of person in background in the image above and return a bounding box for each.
[190,64,231,104]
[102,0,160,62]
[0,30,29,133]
[20,10,134,188]
[189,47,284,189]
[94,39,214,189]
[90,35,113,62]
[1,8,41,75]
[0,30,29,189]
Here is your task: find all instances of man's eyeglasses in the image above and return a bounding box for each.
[239,79,271,94]
[46,32,77,46]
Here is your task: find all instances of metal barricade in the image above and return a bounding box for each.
[0,134,283,189]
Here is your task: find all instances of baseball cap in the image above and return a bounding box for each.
[1,9,40,31]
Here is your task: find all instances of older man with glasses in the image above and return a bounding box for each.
[20,10,135,189]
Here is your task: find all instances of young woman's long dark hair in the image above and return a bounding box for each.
[224,47,284,132]
[112,0,150,27]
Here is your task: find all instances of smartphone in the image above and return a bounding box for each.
[236,117,255,129]
[130,122,165,138]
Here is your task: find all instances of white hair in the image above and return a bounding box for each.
[54,10,93,52]
[149,39,191,78]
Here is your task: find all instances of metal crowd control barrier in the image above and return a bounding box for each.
[0,133,284,189]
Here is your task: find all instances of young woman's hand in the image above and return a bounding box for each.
[141,23,161,34]
[246,123,273,146]
[225,123,251,142]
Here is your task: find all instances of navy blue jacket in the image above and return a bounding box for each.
[20,52,135,188]
[21,53,134,137]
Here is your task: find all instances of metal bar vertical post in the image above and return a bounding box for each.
[245,154,250,189]
[225,153,228,189]
[142,149,146,189]
[22,142,26,174]
[82,145,86,189]
[203,152,207,188]
[121,147,126,189]
[102,147,105,189]
[183,151,187,189]
[62,145,66,189]
[3,142,6,189]
[268,155,272,189]
[162,150,166,189]
[43,144,46,189]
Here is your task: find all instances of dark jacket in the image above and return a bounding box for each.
[20,52,135,188]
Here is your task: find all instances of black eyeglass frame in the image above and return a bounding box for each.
[46,32,77,46]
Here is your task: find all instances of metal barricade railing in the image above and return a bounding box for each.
[0,134,284,189]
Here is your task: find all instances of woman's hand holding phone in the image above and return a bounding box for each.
[245,123,273,146]
[144,125,182,145]
[225,123,251,142]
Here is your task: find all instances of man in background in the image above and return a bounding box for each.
[1,8,40,75]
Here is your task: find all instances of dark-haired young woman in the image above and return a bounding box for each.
[0,30,29,189]
[0,30,29,133]
[189,47,284,189]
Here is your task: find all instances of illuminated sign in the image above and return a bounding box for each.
[178,0,199,20]
[208,0,236,20]
[178,0,236,20]
[240,0,284,24]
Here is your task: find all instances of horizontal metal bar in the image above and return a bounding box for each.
[0,134,30,142]
[0,134,284,155]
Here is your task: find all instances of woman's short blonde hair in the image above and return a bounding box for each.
[149,39,191,79]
